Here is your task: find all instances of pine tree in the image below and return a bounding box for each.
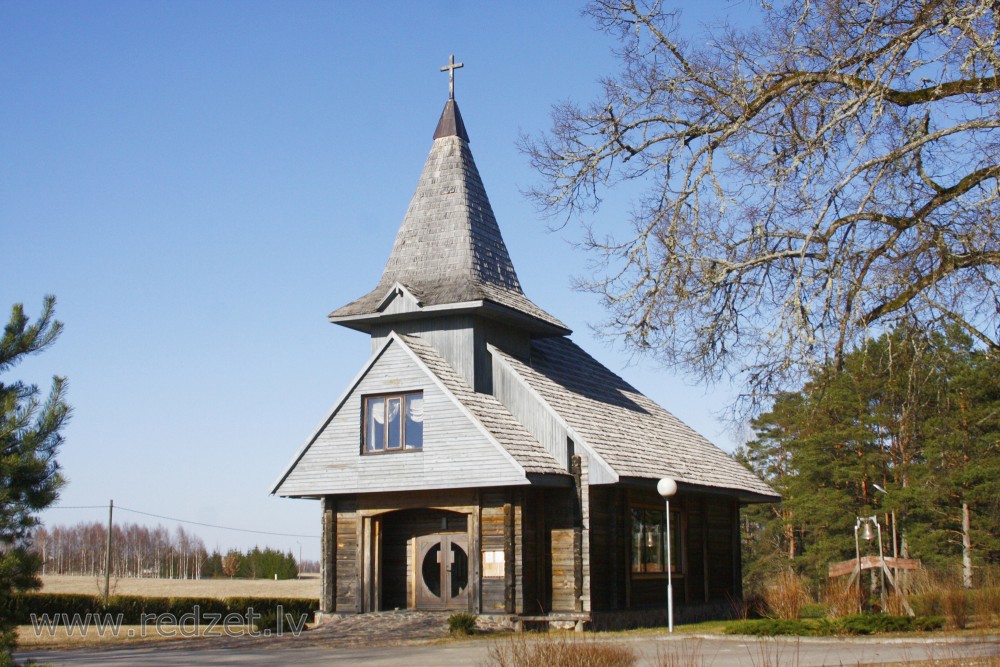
[0,296,70,662]
[741,327,1000,591]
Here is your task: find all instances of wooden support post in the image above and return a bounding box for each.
[504,499,515,614]
[571,455,584,613]
[321,497,336,613]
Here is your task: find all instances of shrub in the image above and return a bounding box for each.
[837,613,911,634]
[725,619,812,636]
[254,609,280,633]
[447,612,477,636]
[222,596,318,622]
[725,614,944,637]
[486,637,636,667]
[799,603,826,619]
[911,616,945,632]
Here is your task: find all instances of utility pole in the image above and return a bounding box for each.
[104,499,113,605]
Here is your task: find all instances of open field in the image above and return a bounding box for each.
[39,574,320,599]
[17,624,258,649]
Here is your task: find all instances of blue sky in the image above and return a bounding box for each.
[3,1,749,561]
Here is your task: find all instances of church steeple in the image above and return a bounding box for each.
[329,59,568,337]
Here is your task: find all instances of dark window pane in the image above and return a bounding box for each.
[366,397,385,452]
[630,509,643,573]
[668,510,680,573]
[422,544,441,597]
[450,542,468,598]
[405,394,423,449]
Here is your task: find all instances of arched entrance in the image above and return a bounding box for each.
[378,508,469,610]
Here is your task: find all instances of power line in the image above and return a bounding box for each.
[46,503,318,539]
[46,505,109,510]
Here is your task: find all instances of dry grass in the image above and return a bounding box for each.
[822,578,858,618]
[943,588,970,630]
[973,587,1000,627]
[762,571,809,620]
[39,574,320,599]
[486,636,636,667]
[653,638,706,667]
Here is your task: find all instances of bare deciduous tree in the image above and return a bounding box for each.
[523,0,999,409]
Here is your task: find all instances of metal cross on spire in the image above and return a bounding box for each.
[440,54,464,100]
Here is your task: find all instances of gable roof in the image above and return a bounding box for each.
[329,100,568,335]
[492,337,779,500]
[271,332,566,496]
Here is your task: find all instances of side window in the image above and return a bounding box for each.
[363,392,423,454]
[630,507,682,574]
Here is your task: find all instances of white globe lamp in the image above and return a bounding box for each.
[657,477,677,632]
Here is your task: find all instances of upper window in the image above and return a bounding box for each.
[363,392,423,454]
[631,507,682,574]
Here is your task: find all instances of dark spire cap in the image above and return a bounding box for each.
[433,99,470,142]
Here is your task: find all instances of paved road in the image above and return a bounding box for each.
[18,633,1000,666]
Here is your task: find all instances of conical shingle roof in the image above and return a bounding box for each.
[329,100,568,334]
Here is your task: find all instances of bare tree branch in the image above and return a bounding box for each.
[524,0,1000,413]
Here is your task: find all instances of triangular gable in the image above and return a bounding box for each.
[271,333,535,497]
[376,282,423,315]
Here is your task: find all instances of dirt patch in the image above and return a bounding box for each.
[39,574,320,599]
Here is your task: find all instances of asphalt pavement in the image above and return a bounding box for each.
[18,632,1000,666]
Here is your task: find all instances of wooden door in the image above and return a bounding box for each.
[415,534,469,609]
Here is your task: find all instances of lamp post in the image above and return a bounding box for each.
[657,478,678,632]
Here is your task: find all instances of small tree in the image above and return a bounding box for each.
[0,296,70,663]
[222,551,241,579]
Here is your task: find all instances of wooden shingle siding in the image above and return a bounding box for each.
[277,340,529,496]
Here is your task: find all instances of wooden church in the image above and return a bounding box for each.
[272,61,778,626]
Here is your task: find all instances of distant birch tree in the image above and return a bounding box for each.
[524,0,1000,409]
